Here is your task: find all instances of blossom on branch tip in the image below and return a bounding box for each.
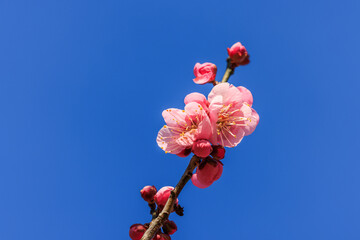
[140,185,157,203]
[193,62,217,84]
[191,157,223,188]
[157,102,213,155]
[154,186,178,209]
[227,42,250,66]
[129,224,147,240]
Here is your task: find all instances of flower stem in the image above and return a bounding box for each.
[140,155,201,240]
[221,58,235,83]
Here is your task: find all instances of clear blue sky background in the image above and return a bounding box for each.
[0,0,359,239]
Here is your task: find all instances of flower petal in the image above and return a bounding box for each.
[208,83,242,107]
[244,108,259,136]
[157,126,184,154]
[184,92,209,112]
[162,108,187,128]
[237,86,253,107]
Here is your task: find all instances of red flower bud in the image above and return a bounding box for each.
[140,185,157,203]
[227,42,250,67]
[191,157,223,188]
[211,145,225,160]
[163,220,177,235]
[154,186,178,209]
[193,62,217,85]
[129,224,147,240]
[192,139,213,158]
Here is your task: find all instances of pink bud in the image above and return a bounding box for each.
[211,145,225,160]
[193,62,217,84]
[192,139,213,158]
[154,186,178,208]
[140,186,157,203]
[129,224,147,240]
[163,220,177,235]
[227,42,250,67]
[191,158,223,189]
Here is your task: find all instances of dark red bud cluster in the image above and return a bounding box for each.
[130,186,180,239]
[129,222,175,240]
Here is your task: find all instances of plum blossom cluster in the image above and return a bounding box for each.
[129,186,180,240]
[156,42,258,189]
[130,42,259,240]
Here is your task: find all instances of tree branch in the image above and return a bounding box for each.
[141,155,201,240]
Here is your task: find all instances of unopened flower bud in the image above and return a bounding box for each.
[192,139,213,158]
[191,157,223,188]
[163,220,177,235]
[154,186,178,209]
[227,42,250,67]
[140,185,157,203]
[193,62,217,84]
[129,224,147,240]
[211,145,225,160]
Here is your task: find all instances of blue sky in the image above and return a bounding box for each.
[0,0,360,239]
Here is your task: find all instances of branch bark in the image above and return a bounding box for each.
[141,155,201,240]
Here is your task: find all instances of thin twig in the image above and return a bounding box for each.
[141,155,201,240]
[221,58,235,83]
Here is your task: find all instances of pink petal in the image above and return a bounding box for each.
[244,108,259,136]
[184,92,209,112]
[162,108,187,128]
[237,86,253,107]
[157,126,184,154]
[217,126,245,148]
[208,83,242,107]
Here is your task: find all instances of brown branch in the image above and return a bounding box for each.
[221,58,235,83]
[141,155,201,240]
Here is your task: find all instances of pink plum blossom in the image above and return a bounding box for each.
[129,224,147,240]
[227,42,250,66]
[191,157,223,189]
[140,185,157,203]
[154,186,178,208]
[157,102,212,155]
[192,139,213,158]
[208,83,259,147]
[193,62,217,84]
